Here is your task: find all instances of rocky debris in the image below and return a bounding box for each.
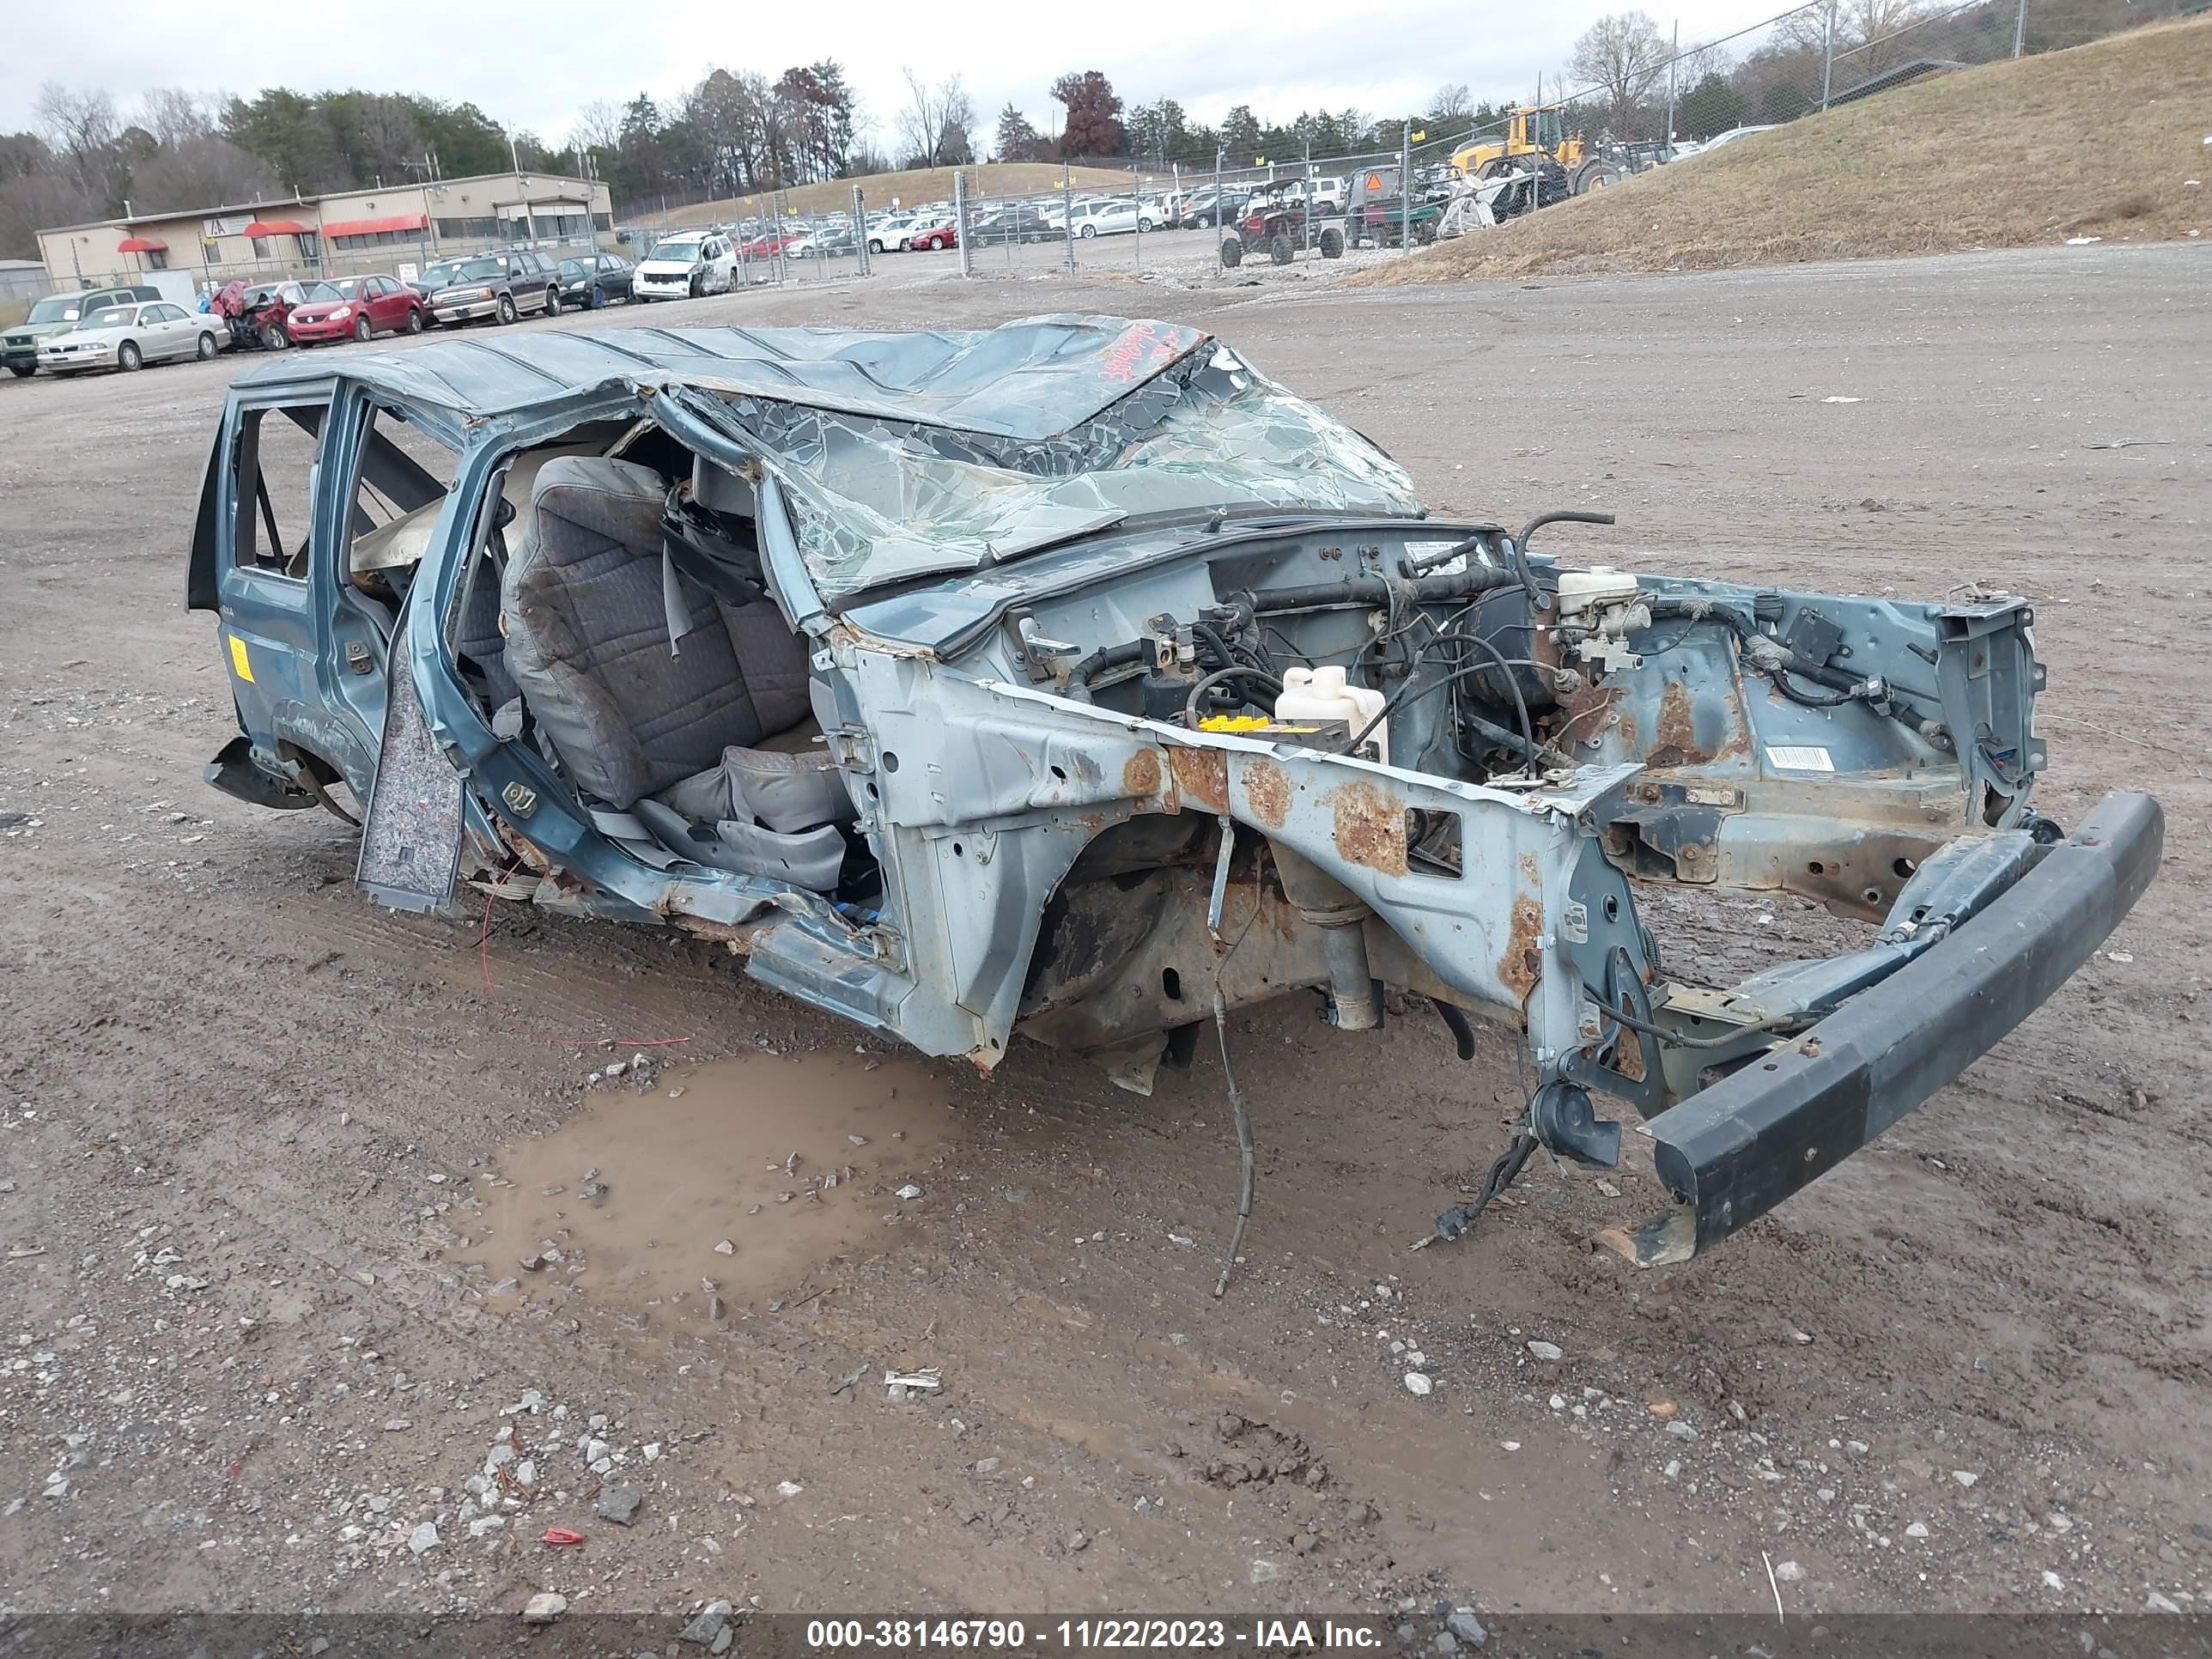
[594,1480,642,1525]
[1404,1371,1433,1396]
[1199,1413,1328,1490]
[522,1592,567,1625]
[1772,1560,1806,1583]
[680,1601,733,1644]
[1526,1340,1564,1361]
[1065,1528,1088,1553]
[407,1521,439,1554]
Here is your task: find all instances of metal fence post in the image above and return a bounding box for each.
[1664,19,1680,153]
[1063,161,1075,273]
[1131,161,1141,270]
[1212,149,1224,272]
[953,169,971,277]
[1302,148,1313,252]
[1399,120,1412,255]
[853,185,869,276]
[1820,0,1838,108]
[2012,0,2027,56]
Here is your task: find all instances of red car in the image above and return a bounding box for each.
[284,275,426,345]
[741,232,805,261]
[907,217,958,251]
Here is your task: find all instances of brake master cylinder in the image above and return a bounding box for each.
[1553,568,1651,675]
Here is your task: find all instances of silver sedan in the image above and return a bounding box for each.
[35,301,223,374]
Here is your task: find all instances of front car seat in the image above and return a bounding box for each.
[499,455,853,887]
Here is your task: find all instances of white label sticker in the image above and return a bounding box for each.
[1765,744,1835,773]
[1404,538,1489,575]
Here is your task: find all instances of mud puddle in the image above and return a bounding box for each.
[450,1049,960,1323]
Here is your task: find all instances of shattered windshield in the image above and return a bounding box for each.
[674,345,1425,598]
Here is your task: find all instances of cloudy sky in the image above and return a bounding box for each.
[3,0,1764,151]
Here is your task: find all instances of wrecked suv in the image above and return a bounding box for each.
[190,316,2160,1264]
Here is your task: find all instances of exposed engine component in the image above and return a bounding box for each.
[1555,567,1651,675]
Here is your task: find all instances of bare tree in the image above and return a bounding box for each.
[36,84,118,190]
[137,88,217,148]
[895,69,971,167]
[1568,11,1669,137]
[1428,82,1474,119]
[1778,0,1931,72]
[569,99,623,155]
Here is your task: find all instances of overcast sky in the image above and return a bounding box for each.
[4,0,1764,155]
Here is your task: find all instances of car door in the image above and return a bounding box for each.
[158,303,197,359]
[362,277,395,331]
[141,304,179,361]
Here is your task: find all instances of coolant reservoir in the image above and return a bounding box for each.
[1276,665,1389,765]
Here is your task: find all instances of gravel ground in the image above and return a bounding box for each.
[0,242,2207,1641]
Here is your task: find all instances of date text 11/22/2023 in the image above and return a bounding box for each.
[802,1620,1390,1650]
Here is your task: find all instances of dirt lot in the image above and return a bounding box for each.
[0,243,2206,1638]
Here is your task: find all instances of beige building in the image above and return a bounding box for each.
[37,170,614,294]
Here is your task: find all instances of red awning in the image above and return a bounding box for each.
[320,212,429,238]
[117,236,167,252]
[241,219,311,237]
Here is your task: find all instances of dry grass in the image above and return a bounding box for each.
[0,298,32,331]
[1356,13,2212,286]
[630,163,1146,227]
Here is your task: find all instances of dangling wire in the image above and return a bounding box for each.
[1211,986,1255,1298]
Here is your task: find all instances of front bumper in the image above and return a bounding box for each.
[38,349,109,369]
[287,318,351,342]
[1607,791,2163,1264]
[433,301,499,324]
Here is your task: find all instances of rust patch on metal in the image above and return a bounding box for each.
[1169,746,1229,816]
[1499,892,1544,1004]
[1555,681,1620,751]
[1612,1002,1648,1083]
[1121,747,1163,799]
[1243,758,1291,830]
[1646,679,1709,769]
[1326,779,1408,876]
[1517,850,1540,884]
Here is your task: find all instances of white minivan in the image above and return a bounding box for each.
[630,232,737,301]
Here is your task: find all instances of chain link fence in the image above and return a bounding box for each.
[588,0,2197,295]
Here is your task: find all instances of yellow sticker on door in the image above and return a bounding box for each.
[227,634,254,683]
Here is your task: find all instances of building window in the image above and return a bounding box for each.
[592,212,612,231]
[252,237,271,258]
[147,249,168,270]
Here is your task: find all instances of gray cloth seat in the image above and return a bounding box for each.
[499,455,853,886]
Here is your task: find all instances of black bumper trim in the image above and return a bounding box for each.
[1641,790,2162,1258]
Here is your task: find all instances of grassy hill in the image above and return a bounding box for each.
[627,163,1150,227]
[1357,13,2212,286]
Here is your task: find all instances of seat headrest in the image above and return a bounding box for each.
[524,455,668,563]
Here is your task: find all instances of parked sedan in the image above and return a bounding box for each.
[35,301,222,374]
[558,253,635,309]
[967,204,1055,245]
[1066,199,1157,237]
[285,275,427,344]
[905,216,959,251]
